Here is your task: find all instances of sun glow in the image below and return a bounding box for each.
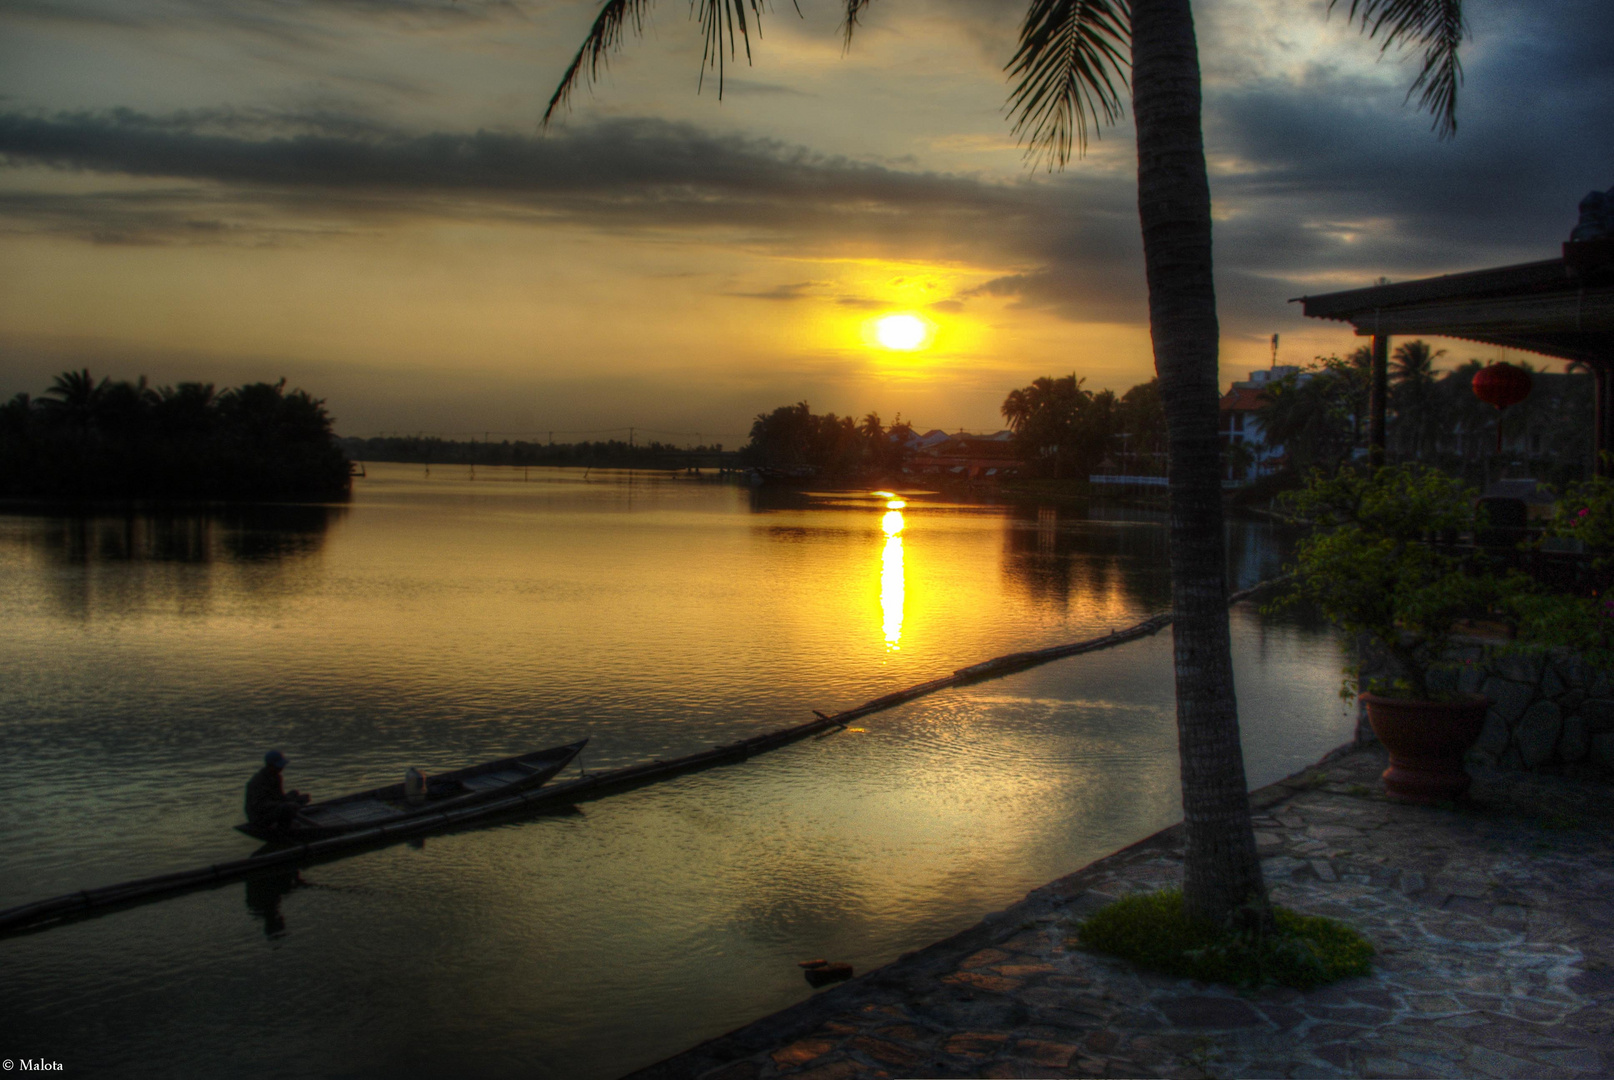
[873,314,931,351]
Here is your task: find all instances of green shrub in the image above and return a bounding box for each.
[1270,464,1506,700]
[1076,889,1373,990]
[1539,476,1614,560]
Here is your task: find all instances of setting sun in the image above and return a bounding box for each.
[873,314,931,351]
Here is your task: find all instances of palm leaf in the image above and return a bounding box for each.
[1005,0,1131,169]
[1331,0,1466,138]
[544,0,774,124]
[841,0,874,49]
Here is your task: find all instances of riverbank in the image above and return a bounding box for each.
[628,743,1614,1080]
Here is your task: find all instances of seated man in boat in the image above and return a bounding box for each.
[245,750,312,832]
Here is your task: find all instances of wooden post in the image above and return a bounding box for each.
[1369,334,1389,470]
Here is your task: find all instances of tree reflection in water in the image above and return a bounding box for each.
[2,505,344,620]
[1001,504,1171,614]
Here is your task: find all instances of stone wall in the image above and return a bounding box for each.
[1357,643,1614,773]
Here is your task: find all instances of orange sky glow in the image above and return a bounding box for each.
[0,0,1602,440]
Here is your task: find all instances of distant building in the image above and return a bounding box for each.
[907,429,1019,480]
[1219,366,1302,484]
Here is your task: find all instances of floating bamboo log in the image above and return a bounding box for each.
[0,578,1282,937]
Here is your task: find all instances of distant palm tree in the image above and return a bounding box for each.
[1257,350,1373,475]
[547,0,1473,928]
[1436,358,1497,461]
[1391,340,1446,461]
[153,382,219,439]
[1002,375,1100,478]
[1000,385,1033,433]
[859,412,883,441]
[38,369,109,431]
[1222,437,1256,483]
[1258,374,1334,471]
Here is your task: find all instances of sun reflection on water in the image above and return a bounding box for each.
[881,509,905,650]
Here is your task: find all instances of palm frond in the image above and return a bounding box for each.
[841,0,875,50]
[1005,0,1131,170]
[1331,0,1466,138]
[544,0,772,124]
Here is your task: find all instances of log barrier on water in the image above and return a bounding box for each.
[0,579,1281,937]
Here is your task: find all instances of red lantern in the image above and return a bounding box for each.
[1472,362,1532,452]
[1472,362,1532,409]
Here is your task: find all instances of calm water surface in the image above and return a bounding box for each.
[0,465,1350,1078]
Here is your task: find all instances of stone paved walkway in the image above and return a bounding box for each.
[628,745,1614,1079]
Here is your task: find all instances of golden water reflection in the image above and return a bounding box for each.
[880,509,905,650]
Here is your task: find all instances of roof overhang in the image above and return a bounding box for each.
[1294,242,1614,366]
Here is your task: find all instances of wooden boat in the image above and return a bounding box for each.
[235,739,588,841]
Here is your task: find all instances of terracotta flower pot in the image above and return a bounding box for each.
[1359,693,1489,803]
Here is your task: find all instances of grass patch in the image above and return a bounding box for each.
[1076,889,1373,990]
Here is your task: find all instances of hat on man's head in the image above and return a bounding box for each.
[265,750,289,769]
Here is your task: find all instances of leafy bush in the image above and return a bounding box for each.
[1508,586,1614,670]
[1076,889,1373,990]
[1271,464,1505,700]
[1500,476,1614,666]
[1539,476,1614,559]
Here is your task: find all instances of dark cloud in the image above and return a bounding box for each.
[0,108,1098,285]
[1219,2,1610,243]
[1191,0,1614,340]
[961,263,1145,326]
[717,79,816,98]
[3,0,526,34]
[0,108,1026,224]
[0,185,356,246]
[726,281,828,300]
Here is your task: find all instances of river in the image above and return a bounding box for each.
[0,464,1351,1078]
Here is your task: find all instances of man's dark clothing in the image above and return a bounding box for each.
[245,765,301,829]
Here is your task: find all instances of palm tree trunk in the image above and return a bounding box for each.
[1130,0,1266,928]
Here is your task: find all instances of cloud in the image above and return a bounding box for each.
[0,108,1129,300]
[715,79,815,98]
[960,265,1145,325]
[726,281,829,300]
[1202,0,1614,270]
[3,0,527,35]
[0,108,1039,240]
[4,0,1611,349]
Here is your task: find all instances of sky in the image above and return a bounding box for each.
[1,0,1610,441]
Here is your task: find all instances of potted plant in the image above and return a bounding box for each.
[1273,465,1504,802]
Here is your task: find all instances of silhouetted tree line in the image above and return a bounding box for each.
[739,386,1167,482]
[740,403,913,477]
[0,371,351,502]
[1000,376,1166,480]
[344,435,729,468]
[1258,344,1593,487]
